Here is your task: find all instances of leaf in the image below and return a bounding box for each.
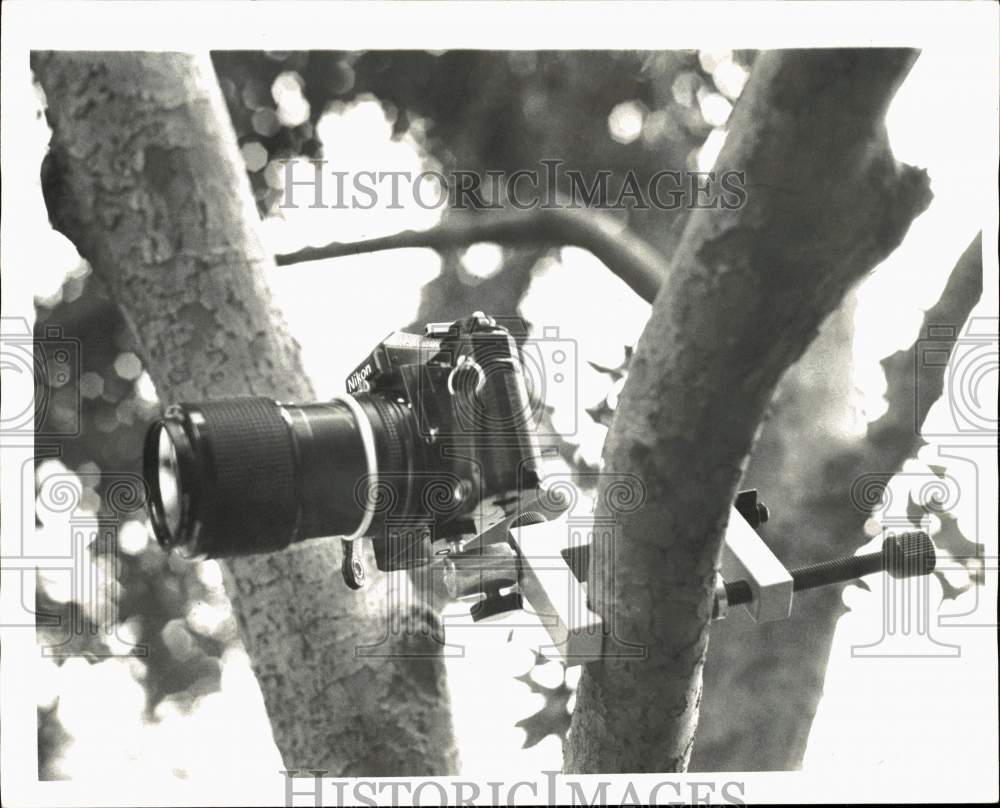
[906,492,928,529]
[514,661,572,749]
[587,359,624,380]
[586,398,615,428]
[933,511,984,567]
[934,570,971,603]
[586,345,634,381]
[586,347,633,428]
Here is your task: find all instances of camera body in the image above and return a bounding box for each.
[344,312,543,570]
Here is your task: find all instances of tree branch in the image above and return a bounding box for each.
[565,48,932,774]
[275,208,666,304]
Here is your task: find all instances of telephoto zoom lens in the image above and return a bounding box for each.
[143,396,416,559]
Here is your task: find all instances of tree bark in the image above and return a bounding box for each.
[565,49,932,773]
[32,51,457,775]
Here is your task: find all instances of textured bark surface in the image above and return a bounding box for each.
[692,234,983,771]
[32,51,457,775]
[565,49,933,774]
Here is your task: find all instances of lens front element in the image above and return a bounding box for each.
[157,427,182,537]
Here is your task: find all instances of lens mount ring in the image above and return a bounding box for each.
[331,393,379,542]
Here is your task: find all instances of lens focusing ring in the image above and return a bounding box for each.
[175,398,300,558]
[202,398,300,556]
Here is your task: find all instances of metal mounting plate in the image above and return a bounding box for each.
[509,515,603,666]
[720,506,793,622]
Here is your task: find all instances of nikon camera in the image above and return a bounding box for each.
[144,313,544,573]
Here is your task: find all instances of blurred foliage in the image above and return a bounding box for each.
[33,273,239,778]
[210,49,754,220]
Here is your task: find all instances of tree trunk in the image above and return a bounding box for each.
[690,295,862,770]
[565,49,932,773]
[32,51,457,776]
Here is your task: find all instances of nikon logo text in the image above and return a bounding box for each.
[347,365,373,394]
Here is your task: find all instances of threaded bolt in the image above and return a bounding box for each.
[724,531,935,608]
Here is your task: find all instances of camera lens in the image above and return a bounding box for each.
[143,396,418,559]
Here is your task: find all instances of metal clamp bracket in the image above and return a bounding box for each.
[439,490,794,662]
[719,505,792,622]
[508,514,604,667]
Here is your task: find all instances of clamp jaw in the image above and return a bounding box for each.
[716,489,792,623]
[437,489,936,666]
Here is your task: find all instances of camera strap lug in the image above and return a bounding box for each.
[341,538,367,590]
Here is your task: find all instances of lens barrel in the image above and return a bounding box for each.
[144,396,414,559]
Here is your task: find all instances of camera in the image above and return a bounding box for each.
[143,312,544,573]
